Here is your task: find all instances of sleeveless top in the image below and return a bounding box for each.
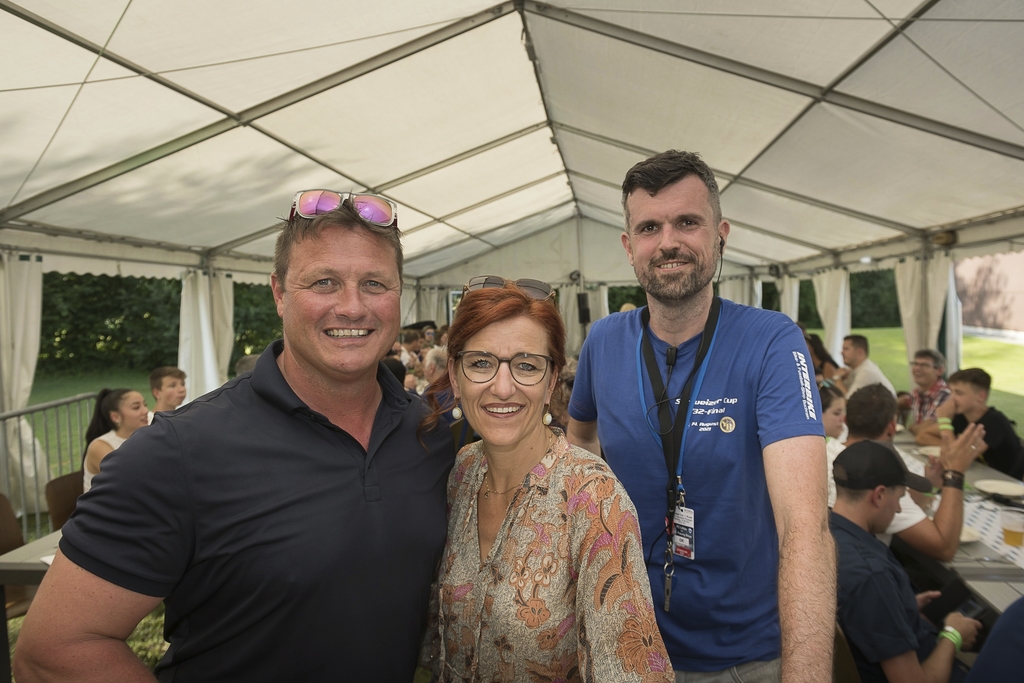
[83,430,127,493]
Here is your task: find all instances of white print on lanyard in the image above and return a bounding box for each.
[672,505,695,560]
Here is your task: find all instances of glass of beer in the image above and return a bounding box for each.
[1000,509,1024,547]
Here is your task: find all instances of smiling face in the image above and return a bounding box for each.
[450,315,557,453]
[910,356,943,390]
[271,224,401,387]
[949,381,986,416]
[621,175,728,304]
[822,397,846,439]
[113,391,150,434]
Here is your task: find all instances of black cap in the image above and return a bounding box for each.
[833,441,933,493]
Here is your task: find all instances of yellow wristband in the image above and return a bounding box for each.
[939,424,955,431]
[937,417,952,425]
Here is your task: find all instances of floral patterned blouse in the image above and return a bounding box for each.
[433,429,673,682]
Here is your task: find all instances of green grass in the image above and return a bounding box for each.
[28,370,151,408]
[808,327,1024,428]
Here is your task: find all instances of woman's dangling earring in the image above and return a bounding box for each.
[543,404,552,426]
[452,403,463,420]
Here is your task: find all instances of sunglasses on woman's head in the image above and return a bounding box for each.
[463,275,554,301]
[288,190,398,228]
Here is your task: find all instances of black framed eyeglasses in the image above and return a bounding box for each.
[463,275,554,301]
[456,351,553,386]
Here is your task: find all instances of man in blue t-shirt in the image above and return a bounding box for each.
[568,150,835,683]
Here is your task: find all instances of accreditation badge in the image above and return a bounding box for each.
[672,505,695,560]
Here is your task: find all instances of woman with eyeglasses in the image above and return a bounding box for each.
[422,277,672,682]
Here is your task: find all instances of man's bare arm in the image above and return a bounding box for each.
[567,418,601,458]
[764,435,836,683]
[897,424,985,561]
[13,551,163,683]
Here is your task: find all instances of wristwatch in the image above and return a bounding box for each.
[941,470,965,490]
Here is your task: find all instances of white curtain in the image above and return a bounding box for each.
[944,263,962,373]
[179,270,235,401]
[596,284,610,322]
[558,285,582,357]
[895,254,951,367]
[752,278,763,309]
[415,287,449,327]
[719,278,749,306]
[812,269,851,363]
[0,252,49,513]
[780,275,801,322]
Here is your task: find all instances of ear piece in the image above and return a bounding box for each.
[719,237,725,254]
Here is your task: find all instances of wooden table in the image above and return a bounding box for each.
[0,531,61,680]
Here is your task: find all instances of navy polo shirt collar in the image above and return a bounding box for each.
[251,339,411,422]
[829,509,879,548]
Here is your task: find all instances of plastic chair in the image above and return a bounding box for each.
[46,470,84,531]
[0,494,36,619]
[834,622,862,683]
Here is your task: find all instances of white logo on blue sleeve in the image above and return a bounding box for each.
[793,351,817,420]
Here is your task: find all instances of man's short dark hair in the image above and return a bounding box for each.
[913,349,946,370]
[844,334,869,355]
[273,200,403,286]
[846,384,898,439]
[621,150,721,226]
[402,329,422,345]
[149,366,185,391]
[948,368,991,393]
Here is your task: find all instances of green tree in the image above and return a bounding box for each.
[761,282,780,312]
[231,282,281,371]
[37,273,181,376]
[850,270,900,328]
[798,279,822,328]
[608,285,646,313]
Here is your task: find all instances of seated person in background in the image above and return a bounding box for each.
[233,353,259,376]
[422,325,437,350]
[835,334,896,397]
[929,368,1024,479]
[400,329,423,370]
[148,366,186,423]
[907,349,951,446]
[821,384,847,464]
[82,388,150,493]
[807,333,842,390]
[896,391,912,427]
[831,441,981,683]
[420,346,447,395]
[832,384,984,561]
[437,324,450,347]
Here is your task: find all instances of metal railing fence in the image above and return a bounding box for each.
[0,393,96,540]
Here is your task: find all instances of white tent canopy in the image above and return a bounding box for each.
[3,0,1024,395]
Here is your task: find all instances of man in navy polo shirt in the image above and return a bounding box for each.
[15,193,455,682]
[831,441,981,683]
[568,150,835,682]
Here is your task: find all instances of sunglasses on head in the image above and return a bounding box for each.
[463,275,554,301]
[289,190,398,228]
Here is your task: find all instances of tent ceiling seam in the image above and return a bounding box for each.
[375,121,550,191]
[525,1,1024,162]
[1,220,200,253]
[0,2,517,223]
[517,2,580,220]
[405,199,576,278]
[557,124,925,236]
[727,218,833,254]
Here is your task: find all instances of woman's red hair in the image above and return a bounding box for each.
[420,282,566,435]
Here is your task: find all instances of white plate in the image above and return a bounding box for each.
[918,446,942,458]
[960,527,981,543]
[974,479,1024,497]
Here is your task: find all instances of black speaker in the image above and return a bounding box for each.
[577,292,591,325]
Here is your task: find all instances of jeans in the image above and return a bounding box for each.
[675,658,781,683]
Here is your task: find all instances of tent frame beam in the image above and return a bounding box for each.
[555,122,921,236]
[0,1,518,223]
[525,1,1024,163]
